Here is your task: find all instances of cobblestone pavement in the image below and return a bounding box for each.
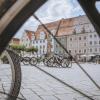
[0,63,100,100]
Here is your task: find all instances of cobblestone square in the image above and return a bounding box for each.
[0,63,100,100]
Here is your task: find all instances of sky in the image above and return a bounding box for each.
[15,0,100,39]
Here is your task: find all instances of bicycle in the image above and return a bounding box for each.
[29,56,37,66]
[19,56,30,65]
[44,53,72,68]
[29,54,46,66]
[0,0,100,100]
[0,49,21,100]
[0,0,46,100]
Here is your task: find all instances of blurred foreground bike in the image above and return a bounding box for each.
[0,49,21,100]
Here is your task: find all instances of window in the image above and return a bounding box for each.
[95,48,97,52]
[90,41,92,45]
[40,31,45,39]
[36,40,38,43]
[84,49,86,53]
[43,45,45,49]
[79,37,81,40]
[69,50,71,53]
[79,50,81,53]
[90,48,92,52]
[70,38,72,41]
[43,40,45,43]
[40,50,41,54]
[51,29,56,35]
[40,40,42,43]
[99,41,100,44]
[94,34,97,37]
[84,36,86,40]
[90,35,92,38]
[94,41,97,44]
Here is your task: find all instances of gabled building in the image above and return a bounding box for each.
[9,38,20,45]
[53,15,100,61]
[20,30,34,48]
[32,30,48,56]
[20,15,100,60]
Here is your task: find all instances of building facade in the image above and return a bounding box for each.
[32,31,48,56]
[20,30,34,48]
[53,15,100,61]
[20,15,100,59]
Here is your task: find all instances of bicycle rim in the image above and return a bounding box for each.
[22,57,30,65]
[0,50,21,100]
[30,57,37,66]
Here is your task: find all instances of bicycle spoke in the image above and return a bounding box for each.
[0,90,24,100]
[33,14,100,90]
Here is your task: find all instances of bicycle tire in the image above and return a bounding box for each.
[46,57,54,67]
[1,49,21,100]
[61,58,71,68]
[29,57,37,66]
[43,58,48,66]
[22,57,30,65]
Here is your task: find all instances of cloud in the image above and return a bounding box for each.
[96,1,100,13]
[15,16,39,38]
[15,0,85,38]
[35,0,84,19]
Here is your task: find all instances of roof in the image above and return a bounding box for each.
[36,15,92,37]
[25,30,34,40]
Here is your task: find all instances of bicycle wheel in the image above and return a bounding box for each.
[46,57,54,67]
[29,57,37,66]
[22,57,30,65]
[61,58,71,68]
[0,49,21,100]
[43,58,48,66]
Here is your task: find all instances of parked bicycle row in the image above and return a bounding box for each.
[18,53,72,68]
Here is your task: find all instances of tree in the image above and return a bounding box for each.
[25,46,38,54]
[9,44,25,55]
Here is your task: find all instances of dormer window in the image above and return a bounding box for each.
[51,29,56,36]
[40,31,46,39]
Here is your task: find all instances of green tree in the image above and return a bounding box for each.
[25,46,38,54]
[9,44,25,56]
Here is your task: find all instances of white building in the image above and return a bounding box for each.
[32,31,48,57]
[53,15,100,61]
[20,30,34,48]
[20,15,100,60]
